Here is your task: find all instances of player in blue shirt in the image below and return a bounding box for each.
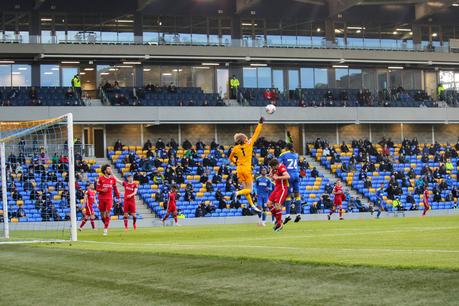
[255,167,273,226]
[373,183,385,218]
[278,142,302,224]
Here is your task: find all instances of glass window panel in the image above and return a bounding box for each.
[377,69,388,90]
[0,65,11,86]
[257,67,272,88]
[160,66,178,86]
[362,69,377,92]
[41,30,53,44]
[40,64,60,86]
[243,67,257,88]
[314,68,328,89]
[143,32,159,44]
[118,32,134,42]
[272,70,284,93]
[348,69,362,89]
[178,66,192,87]
[288,70,299,90]
[62,67,79,88]
[143,66,161,86]
[192,67,214,93]
[335,68,349,89]
[300,68,314,88]
[389,70,402,89]
[12,65,31,86]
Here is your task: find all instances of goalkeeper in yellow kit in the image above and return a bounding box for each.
[229,116,264,213]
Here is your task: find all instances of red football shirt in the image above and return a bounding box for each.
[123,182,138,201]
[86,189,95,207]
[273,164,288,189]
[423,189,429,204]
[96,175,120,200]
[168,191,177,207]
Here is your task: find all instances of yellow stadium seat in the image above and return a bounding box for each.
[53,195,61,200]
[11,218,18,223]
[16,200,24,206]
[309,194,316,198]
[111,216,118,220]
[151,185,158,189]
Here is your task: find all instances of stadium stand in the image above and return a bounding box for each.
[107,140,337,219]
[102,86,224,106]
[309,138,459,212]
[0,87,81,106]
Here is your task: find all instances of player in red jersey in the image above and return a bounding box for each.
[96,164,120,236]
[328,180,345,220]
[79,182,96,230]
[266,158,290,232]
[114,174,138,231]
[162,185,179,226]
[422,186,430,217]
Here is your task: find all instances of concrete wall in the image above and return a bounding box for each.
[434,124,459,144]
[403,124,432,144]
[217,124,250,145]
[181,124,216,145]
[371,124,402,143]
[339,124,370,143]
[106,124,142,147]
[144,125,179,144]
[1,107,459,125]
[304,124,337,143]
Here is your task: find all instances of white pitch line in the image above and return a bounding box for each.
[79,240,459,254]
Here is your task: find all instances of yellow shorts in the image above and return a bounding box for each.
[237,167,253,183]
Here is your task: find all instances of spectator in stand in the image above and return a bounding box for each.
[145,83,156,92]
[143,139,153,151]
[114,139,123,151]
[339,90,349,106]
[324,90,334,106]
[229,75,239,99]
[195,202,206,217]
[298,99,306,107]
[311,167,319,178]
[28,86,41,106]
[182,139,192,150]
[167,82,177,93]
[156,138,166,150]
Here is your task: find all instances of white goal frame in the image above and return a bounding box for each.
[1,113,77,242]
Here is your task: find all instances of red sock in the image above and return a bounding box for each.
[106,216,110,229]
[90,219,95,229]
[271,208,282,225]
[162,213,169,222]
[339,209,343,218]
[80,219,87,228]
[124,217,128,229]
[133,216,137,229]
[173,216,178,223]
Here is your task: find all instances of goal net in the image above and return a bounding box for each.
[0,113,77,242]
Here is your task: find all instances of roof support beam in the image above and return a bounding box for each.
[137,0,157,12]
[327,0,360,18]
[235,0,262,14]
[414,0,457,20]
[292,0,326,5]
[34,0,46,10]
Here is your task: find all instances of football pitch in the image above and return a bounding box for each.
[1,216,459,306]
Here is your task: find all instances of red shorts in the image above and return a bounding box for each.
[124,200,136,214]
[98,198,112,212]
[268,187,288,205]
[167,204,177,214]
[84,204,94,216]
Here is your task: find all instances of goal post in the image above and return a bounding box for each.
[0,113,77,242]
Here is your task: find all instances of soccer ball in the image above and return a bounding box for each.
[265,104,276,114]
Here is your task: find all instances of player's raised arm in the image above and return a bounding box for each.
[228,148,237,165]
[249,116,264,144]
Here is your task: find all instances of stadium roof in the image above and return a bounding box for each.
[1,0,458,24]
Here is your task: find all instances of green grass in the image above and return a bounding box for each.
[1,216,459,305]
